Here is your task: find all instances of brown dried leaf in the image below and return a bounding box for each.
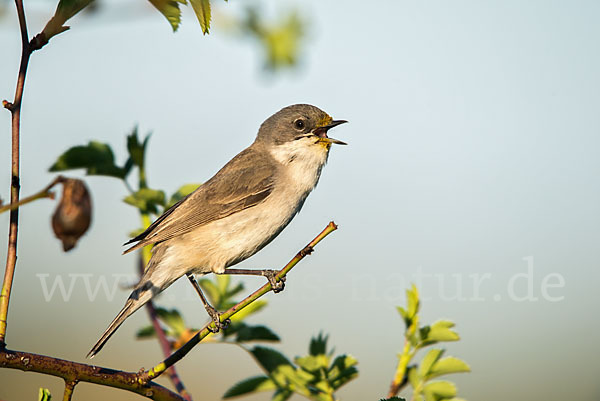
[52,178,92,252]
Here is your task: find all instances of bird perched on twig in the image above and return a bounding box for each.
[88,104,347,357]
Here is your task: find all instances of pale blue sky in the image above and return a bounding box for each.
[1,1,599,400]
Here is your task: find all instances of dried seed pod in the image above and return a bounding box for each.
[52,178,92,252]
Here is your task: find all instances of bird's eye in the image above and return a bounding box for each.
[294,119,305,130]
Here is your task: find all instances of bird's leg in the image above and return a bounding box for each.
[186,273,230,333]
[221,268,286,293]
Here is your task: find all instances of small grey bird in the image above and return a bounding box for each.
[88,104,346,357]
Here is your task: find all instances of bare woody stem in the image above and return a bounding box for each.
[140,221,338,383]
[0,175,64,214]
[0,348,184,401]
[0,0,31,347]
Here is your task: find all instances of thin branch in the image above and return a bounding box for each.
[0,175,64,214]
[138,255,193,401]
[62,379,77,401]
[0,348,185,401]
[140,221,338,383]
[0,0,32,347]
[387,367,409,398]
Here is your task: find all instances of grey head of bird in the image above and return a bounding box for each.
[255,104,347,149]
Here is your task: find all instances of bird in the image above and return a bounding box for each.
[88,104,347,357]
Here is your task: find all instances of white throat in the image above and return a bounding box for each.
[269,139,330,195]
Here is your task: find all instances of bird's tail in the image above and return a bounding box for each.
[87,245,173,358]
[87,287,153,358]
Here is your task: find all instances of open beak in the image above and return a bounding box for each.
[314,120,348,145]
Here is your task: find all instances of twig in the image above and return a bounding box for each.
[0,175,64,214]
[0,0,32,347]
[387,366,409,398]
[138,255,193,401]
[139,221,338,383]
[0,348,185,401]
[62,379,77,401]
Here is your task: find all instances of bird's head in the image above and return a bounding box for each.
[256,104,347,152]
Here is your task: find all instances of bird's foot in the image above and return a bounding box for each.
[205,305,230,333]
[263,270,285,293]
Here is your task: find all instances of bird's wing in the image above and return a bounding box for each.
[123,147,276,254]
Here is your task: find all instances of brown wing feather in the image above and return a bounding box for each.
[123,146,275,254]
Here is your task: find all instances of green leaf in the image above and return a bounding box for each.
[41,0,93,41]
[421,320,460,345]
[295,354,328,372]
[155,307,186,334]
[328,354,359,390]
[38,388,52,401]
[126,127,150,169]
[167,183,201,207]
[271,389,293,401]
[406,284,420,318]
[189,0,211,34]
[407,365,420,389]
[309,332,328,356]
[49,141,127,178]
[223,375,276,398]
[423,381,457,399]
[241,8,304,70]
[148,0,186,32]
[419,349,444,378]
[428,357,471,379]
[249,346,294,374]
[136,325,157,339]
[123,188,166,214]
[198,277,219,304]
[216,274,230,295]
[235,324,280,342]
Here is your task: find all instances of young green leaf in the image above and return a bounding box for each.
[406,284,420,318]
[427,357,471,380]
[421,320,460,345]
[40,0,94,43]
[148,0,186,32]
[123,188,166,214]
[223,375,276,398]
[422,381,457,399]
[407,365,420,389]
[38,388,52,401]
[418,348,444,379]
[189,0,211,34]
